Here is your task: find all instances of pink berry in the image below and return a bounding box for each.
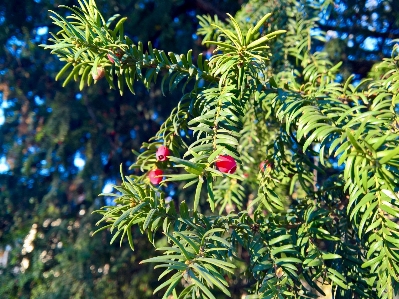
[215,155,237,174]
[156,146,171,162]
[148,169,163,185]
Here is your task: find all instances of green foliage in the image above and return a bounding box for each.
[44,0,399,298]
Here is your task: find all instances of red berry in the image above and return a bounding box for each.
[216,155,237,174]
[92,67,105,80]
[156,146,171,162]
[148,169,163,185]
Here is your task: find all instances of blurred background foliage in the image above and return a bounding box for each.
[0,0,397,298]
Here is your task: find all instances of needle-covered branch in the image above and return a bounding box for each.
[45,0,399,298]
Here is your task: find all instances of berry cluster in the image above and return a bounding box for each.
[147,146,273,185]
[147,148,241,185]
[148,146,170,185]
